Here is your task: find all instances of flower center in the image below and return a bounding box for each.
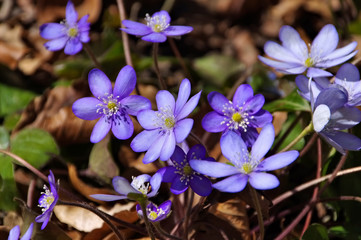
[145,13,169,33]
[305,57,314,67]
[131,176,150,195]
[96,94,121,118]
[164,117,175,128]
[235,150,259,175]
[39,185,55,212]
[67,27,78,37]
[148,211,159,220]
[154,106,176,131]
[241,163,253,174]
[220,101,253,132]
[183,165,193,175]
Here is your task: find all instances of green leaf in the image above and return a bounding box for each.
[276,114,305,151]
[0,154,17,210]
[0,126,10,149]
[329,226,348,238]
[11,129,59,169]
[263,89,311,112]
[303,223,329,240]
[0,83,36,117]
[3,113,21,131]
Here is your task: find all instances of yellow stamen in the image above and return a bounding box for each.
[68,27,78,37]
[164,117,175,128]
[242,163,252,174]
[305,57,314,67]
[232,112,242,122]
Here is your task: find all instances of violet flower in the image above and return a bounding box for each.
[158,145,213,196]
[35,171,59,230]
[190,124,299,192]
[334,63,361,106]
[90,173,162,201]
[202,84,272,147]
[121,10,193,43]
[259,24,357,77]
[131,78,201,164]
[39,1,90,55]
[72,66,151,143]
[136,200,172,222]
[8,223,34,240]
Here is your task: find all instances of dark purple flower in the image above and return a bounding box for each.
[90,173,162,201]
[8,223,34,240]
[35,171,58,230]
[202,84,272,147]
[131,78,201,164]
[158,145,213,196]
[259,24,357,77]
[136,200,172,222]
[39,1,90,55]
[334,63,361,106]
[72,66,151,143]
[120,10,193,43]
[190,124,299,193]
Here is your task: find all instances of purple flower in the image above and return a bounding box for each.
[39,1,90,55]
[120,10,193,43]
[131,78,201,164]
[202,84,272,147]
[35,171,58,230]
[8,223,34,240]
[190,124,299,193]
[259,24,357,77]
[158,145,213,196]
[136,200,172,222]
[72,66,151,143]
[90,173,162,201]
[334,63,361,106]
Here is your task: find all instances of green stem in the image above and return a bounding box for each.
[153,43,166,90]
[83,43,102,69]
[250,187,264,240]
[139,200,156,240]
[278,121,313,153]
[154,222,182,240]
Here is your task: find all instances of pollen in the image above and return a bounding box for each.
[305,57,314,67]
[145,13,169,33]
[107,102,117,111]
[183,165,193,175]
[241,163,253,174]
[164,117,175,128]
[232,112,242,122]
[68,27,78,37]
[39,185,55,212]
[148,211,158,220]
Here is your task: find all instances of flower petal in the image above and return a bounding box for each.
[315,51,357,68]
[88,68,113,98]
[44,36,68,51]
[121,95,151,116]
[187,144,206,160]
[176,90,201,120]
[148,172,162,197]
[335,63,360,82]
[170,177,188,194]
[251,123,274,162]
[207,91,229,114]
[240,127,259,147]
[233,84,253,107]
[258,56,303,71]
[90,116,111,143]
[156,90,175,112]
[212,174,248,193]
[121,20,152,36]
[21,223,34,240]
[175,78,191,116]
[174,118,193,143]
[311,24,338,58]
[113,65,136,99]
[331,106,361,129]
[64,37,82,55]
[314,87,347,111]
[220,131,247,166]
[152,10,171,24]
[143,134,166,163]
[279,25,308,60]
[90,194,127,201]
[131,129,160,152]
[112,176,137,195]
[159,131,176,160]
[244,94,265,114]
[313,104,331,132]
[249,109,273,128]
[249,172,279,190]
[158,166,177,182]
[264,41,303,63]
[141,32,167,42]
[78,15,90,31]
[137,110,158,130]
[66,1,78,24]
[256,150,299,171]
[189,160,239,177]
[112,113,133,140]
[8,226,20,240]
[72,97,102,120]
[40,23,66,39]
[321,131,361,154]
[201,111,228,132]
[163,26,193,36]
[171,146,186,165]
[306,67,333,78]
[190,175,212,196]
[323,42,357,61]
[79,31,90,43]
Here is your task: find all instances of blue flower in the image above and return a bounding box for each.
[158,145,213,196]
[72,66,151,143]
[90,173,162,201]
[8,223,34,240]
[131,78,201,164]
[136,200,172,222]
[334,63,361,106]
[190,124,299,193]
[259,24,357,77]
[35,171,58,230]
[39,1,90,55]
[202,84,272,147]
[121,10,193,43]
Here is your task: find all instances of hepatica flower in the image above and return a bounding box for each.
[91,173,162,201]
[39,1,90,55]
[8,223,34,240]
[158,145,213,196]
[121,10,193,43]
[35,171,58,230]
[190,124,299,192]
[131,78,201,164]
[72,66,151,143]
[136,200,172,222]
[334,63,361,106]
[259,24,357,77]
[202,84,272,147]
